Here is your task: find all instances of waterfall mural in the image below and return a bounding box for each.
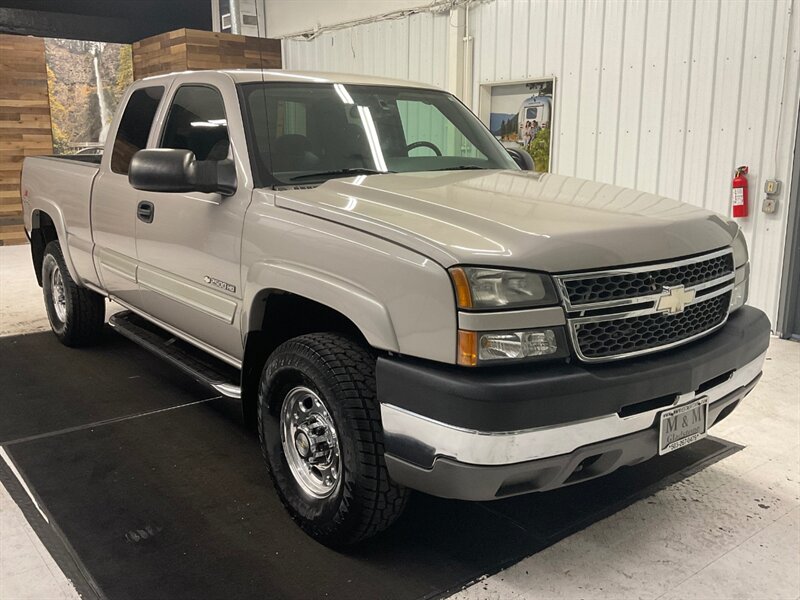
[44,38,133,155]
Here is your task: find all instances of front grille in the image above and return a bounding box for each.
[562,252,733,306]
[554,249,736,362]
[574,293,730,360]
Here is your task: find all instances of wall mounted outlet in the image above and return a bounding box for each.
[762,197,778,214]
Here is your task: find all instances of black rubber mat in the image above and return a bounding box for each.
[0,329,213,444]
[0,330,742,600]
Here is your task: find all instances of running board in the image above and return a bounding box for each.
[109,311,241,399]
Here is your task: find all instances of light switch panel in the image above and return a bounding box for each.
[764,179,781,195]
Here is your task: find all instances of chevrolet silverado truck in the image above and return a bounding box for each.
[22,70,770,546]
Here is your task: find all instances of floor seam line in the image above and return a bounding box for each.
[0,396,222,447]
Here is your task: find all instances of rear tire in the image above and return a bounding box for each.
[42,241,105,347]
[258,332,409,547]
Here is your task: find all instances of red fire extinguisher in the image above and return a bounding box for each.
[732,166,749,218]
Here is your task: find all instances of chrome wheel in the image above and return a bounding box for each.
[280,386,341,498]
[50,265,67,323]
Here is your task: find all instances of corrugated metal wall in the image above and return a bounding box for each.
[282,10,450,87]
[282,0,800,326]
[471,0,800,325]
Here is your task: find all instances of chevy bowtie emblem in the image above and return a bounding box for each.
[656,285,696,314]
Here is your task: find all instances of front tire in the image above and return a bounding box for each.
[42,241,105,347]
[258,333,409,547]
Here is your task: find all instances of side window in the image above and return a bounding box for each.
[111,86,164,175]
[161,86,230,161]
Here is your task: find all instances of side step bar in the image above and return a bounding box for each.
[109,310,242,399]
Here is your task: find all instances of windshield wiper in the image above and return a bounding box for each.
[431,165,490,171]
[290,168,394,181]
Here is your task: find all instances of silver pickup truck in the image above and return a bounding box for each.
[22,70,770,546]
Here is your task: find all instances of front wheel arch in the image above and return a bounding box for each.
[257,332,408,545]
[240,291,372,429]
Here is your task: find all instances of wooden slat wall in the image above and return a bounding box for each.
[133,29,281,80]
[0,29,280,245]
[132,29,188,80]
[0,34,53,246]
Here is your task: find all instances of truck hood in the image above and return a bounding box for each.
[274,170,738,272]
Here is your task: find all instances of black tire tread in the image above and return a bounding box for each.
[43,241,105,347]
[260,332,409,545]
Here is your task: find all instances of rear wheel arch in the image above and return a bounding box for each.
[30,210,60,286]
[240,290,374,429]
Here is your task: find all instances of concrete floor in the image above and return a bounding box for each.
[1,243,799,600]
[0,245,50,337]
[0,245,119,337]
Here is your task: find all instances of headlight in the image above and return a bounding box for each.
[449,267,558,310]
[729,230,749,313]
[729,263,750,312]
[458,327,569,366]
[732,229,748,268]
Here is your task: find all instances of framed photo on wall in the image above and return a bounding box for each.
[478,78,556,172]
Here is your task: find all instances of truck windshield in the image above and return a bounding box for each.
[239,82,517,186]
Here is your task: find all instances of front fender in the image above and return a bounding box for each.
[242,260,400,352]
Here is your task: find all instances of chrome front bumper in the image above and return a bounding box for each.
[381,350,765,468]
[380,350,765,500]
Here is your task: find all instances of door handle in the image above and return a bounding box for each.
[137,201,154,223]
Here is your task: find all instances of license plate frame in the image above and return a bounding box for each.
[658,396,709,455]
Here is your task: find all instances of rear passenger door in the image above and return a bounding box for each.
[92,85,165,306]
[134,78,251,364]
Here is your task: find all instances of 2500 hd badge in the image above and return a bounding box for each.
[204,275,236,293]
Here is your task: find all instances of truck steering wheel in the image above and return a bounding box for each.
[406,141,442,156]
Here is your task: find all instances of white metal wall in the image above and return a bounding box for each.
[262,0,426,38]
[471,0,799,326]
[281,0,799,326]
[282,10,450,88]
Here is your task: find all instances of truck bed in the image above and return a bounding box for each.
[48,153,103,165]
[21,154,102,286]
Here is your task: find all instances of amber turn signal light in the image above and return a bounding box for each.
[457,330,478,366]
[450,267,473,309]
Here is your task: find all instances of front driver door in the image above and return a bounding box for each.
[92,84,165,306]
[134,79,250,364]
